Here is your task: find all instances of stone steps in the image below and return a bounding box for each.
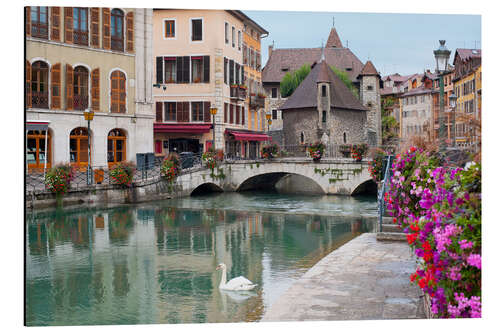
[381,224,401,233]
[376,232,407,242]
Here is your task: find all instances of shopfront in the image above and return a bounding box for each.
[154,123,212,157]
[224,129,270,159]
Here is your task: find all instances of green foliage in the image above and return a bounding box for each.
[109,161,136,187]
[44,163,75,195]
[381,96,399,144]
[279,64,311,97]
[330,66,359,98]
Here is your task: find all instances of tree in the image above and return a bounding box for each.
[280,64,311,97]
[330,66,359,98]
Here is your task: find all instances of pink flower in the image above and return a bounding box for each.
[466,254,481,269]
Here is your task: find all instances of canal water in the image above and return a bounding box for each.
[26,192,377,326]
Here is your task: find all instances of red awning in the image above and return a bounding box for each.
[154,123,212,134]
[226,130,271,142]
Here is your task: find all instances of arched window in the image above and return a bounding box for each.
[27,130,51,170]
[31,61,49,109]
[73,66,89,110]
[300,132,305,144]
[110,70,126,113]
[108,129,126,166]
[343,132,347,144]
[70,127,90,169]
[111,9,124,51]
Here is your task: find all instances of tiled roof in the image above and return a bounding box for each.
[455,48,481,62]
[400,85,436,97]
[316,61,331,83]
[325,28,343,48]
[359,60,379,76]
[280,60,368,112]
[262,47,364,83]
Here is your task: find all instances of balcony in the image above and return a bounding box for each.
[249,94,265,108]
[230,86,247,101]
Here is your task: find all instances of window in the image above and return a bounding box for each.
[73,7,89,46]
[300,132,305,144]
[165,102,176,121]
[191,102,204,121]
[225,22,229,44]
[343,132,347,144]
[164,20,175,38]
[271,87,278,98]
[322,85,327,97]
[107,128,126,166]
[70,127,90,169]
[224,57,228,84]
[110,70,126,113]
[73,66,89,110]
[367,85,373,91]
[31,61,49,109]
[232,26,235,47]
[27,130,51,170]
[190,56,210,83]
[272,109,277,120]
[110,9,124,51]
[191,19,202,41]
[322,110,327,123]
[164,58,176,83]
[238,31,241,51]
[30,6,48,39]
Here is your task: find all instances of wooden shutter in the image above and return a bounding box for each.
[203,101,210,122]
[203,56,210,83]
[224,103,228,123]
[235,64,240,85]
[182,56,190,83]
[229,60,234,84]
[178,102,189,122]
[66,64,73,110]
[156,102,163,122]
[102,8,111,50]
[224,58,227,84]
[91,68,100,111]
[26,61,32,108]
[230,104,234,124]
[119,73,126,113]
[50,63,61,109]
[90,8,99,48]
[236,105,240,124]
[126,11,134,52]
[64,7,73,43]
[176,57,182,83]
[50,7,60,41]
[156,57,163,84]
[242,107,245,125]
[26,7,31,36]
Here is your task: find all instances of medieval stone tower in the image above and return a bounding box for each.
[358,61,382,146]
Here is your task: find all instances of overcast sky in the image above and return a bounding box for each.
[244,10,481,76]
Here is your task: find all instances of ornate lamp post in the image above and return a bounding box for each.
[449,92,457,147]
[210,106,218,150]
[265,113,272,132]
[433,40,451,152]
[83,109,94,185]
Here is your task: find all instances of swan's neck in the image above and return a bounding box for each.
[219,266,227,288]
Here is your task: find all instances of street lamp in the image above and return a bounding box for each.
[83,109,94,185]
[265,113,271,132]
[433,40,451,152]
[209,106,218,150]
[449,92,457,147]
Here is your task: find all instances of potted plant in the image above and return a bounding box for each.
[44,163,75,207]
[257,93,266,99]
[261,143,279,159]
[160,153,180,185]
[368,148,386,181]
[339,144,352,158]
[351,144,368,162]
[239,84,247,90]
[308,141,326,162]
[109,161,136,187]
[202,149,217,170]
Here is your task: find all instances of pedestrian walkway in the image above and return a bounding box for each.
[261,233,425,322]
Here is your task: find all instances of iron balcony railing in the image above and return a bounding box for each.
[230,86,247,101]
[31,91,49,109]
[73,94,89,110]
[249,95,265,108]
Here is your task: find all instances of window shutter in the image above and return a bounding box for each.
[176,57,182,83]
[90,8,99,48]
[156,57,163,84]
[64,7,73,43]
[235,64,240,85]
[50,7,60,41]
[230,104,234,124]
[66,64,74,110]
[203,56,210,83]
[26,7,31,36]
[126,11,134,52]
[242,107,245,125]
[236,105,240,124]
[224,58,228,84]
[182,56,190,83]
[26,61,32,108]
[51,63,61,109]
[224,103,228,123]
[179,101,189,122]
[156,102,163,122]
[203,101,210,122]
[241,69,245,85]
[229,60,234,84]
[102,8,111,50]
[91,68,100,111]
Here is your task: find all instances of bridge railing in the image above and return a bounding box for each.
[279,144,364,159]
[377,155,394,232]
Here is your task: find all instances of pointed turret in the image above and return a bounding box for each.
[359,60,379,76]
[325,28,343,48]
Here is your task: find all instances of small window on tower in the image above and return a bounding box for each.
[322,85,327,97]
[343,132,347,144]
[322,111,327,123]
[367,85,373,91]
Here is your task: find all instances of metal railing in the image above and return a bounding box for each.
[377,155,394,232]
[278,144,361,159]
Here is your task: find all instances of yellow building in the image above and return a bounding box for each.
[452,49,481,148]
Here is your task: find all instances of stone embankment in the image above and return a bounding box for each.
[262,233,425,321]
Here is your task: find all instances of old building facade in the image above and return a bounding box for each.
[26,6,153,171]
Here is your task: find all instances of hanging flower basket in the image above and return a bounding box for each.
[109,161,136,187]
[261,143,279,159]
[351,144,368,162]
[308,141,325,162]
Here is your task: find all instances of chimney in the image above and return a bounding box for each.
[268,44,273,58]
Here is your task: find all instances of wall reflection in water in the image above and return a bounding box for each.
[26,203,375,326]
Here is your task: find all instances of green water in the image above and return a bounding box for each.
[25,192,376,326]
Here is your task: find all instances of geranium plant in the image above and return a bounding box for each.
[351,143,368,162]
[109,161,135,187]
[202,149,217,170]
[308,141,325,161]
[368,148,386,181]
[160,153,180,185]
[261,143,279,159]
[44,163,75,195]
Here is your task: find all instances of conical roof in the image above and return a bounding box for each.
[281,60,368,112]
[359,60,379,76]
[325,28,343,48]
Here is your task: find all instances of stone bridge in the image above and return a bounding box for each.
[175,158,376,196]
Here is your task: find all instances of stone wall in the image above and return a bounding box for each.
[329,109,368,145]
[360,75,382,146]
[283,108,319,146]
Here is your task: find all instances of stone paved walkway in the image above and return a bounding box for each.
[261,233,426,322]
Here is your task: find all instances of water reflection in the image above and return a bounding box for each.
[26,194,376,326]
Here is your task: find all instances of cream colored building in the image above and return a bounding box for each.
[26,6,153,171]
[152,9,268,158]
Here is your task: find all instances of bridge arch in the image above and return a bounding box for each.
[191,182,224,196]
[350,178,377,196]
[236,172,326,194]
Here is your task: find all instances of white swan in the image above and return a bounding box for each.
[216,263,257,291]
